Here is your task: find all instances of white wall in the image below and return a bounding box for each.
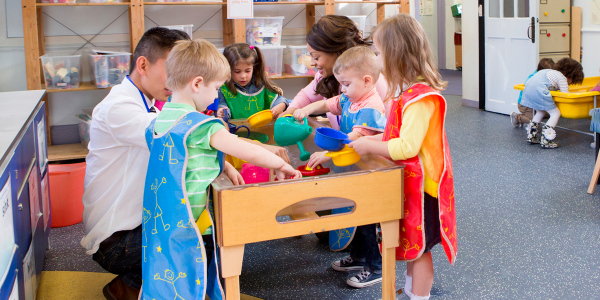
[573,0,600,77]
[419,1,439,65]
[444,0,462,70]
[0,1,399,128]
[461,0,478,103]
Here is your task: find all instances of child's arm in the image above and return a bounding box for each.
[238,137,290,163]
[293,100,329,122]
[210,129,301,179]
[222,161,245,185]
[306,129,363,169]
[270,95,289,118]
[216,89,230,118]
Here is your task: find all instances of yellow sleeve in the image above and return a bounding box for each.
[387,100,435,161]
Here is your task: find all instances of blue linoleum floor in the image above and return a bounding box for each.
[44,93,600,299]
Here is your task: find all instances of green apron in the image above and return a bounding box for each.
[220,85,278,119]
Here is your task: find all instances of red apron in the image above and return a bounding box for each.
[382,83,457,264]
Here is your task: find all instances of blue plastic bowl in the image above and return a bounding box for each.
[314,127,352,151]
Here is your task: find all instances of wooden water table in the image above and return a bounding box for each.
[514,76,600,146]
[211,117,404,300]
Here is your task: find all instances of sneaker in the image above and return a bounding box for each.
[510,112,520,128]
[346,270,382,288]
[332,256,365,271]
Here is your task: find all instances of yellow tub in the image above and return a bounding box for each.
[514,76,600,119]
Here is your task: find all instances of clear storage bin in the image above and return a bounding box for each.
[40,53,82,90]
[88,50,131,88]
[161,24,194,38]
[77,114,92,148]
[283,45,316,76]
[316,15,366,34]
[246,17,284,47]
[89,0,122,2]
[260,46,285,76]
[41,0,76,3]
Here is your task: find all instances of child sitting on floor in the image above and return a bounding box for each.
[141,39,301,300]
[511,58,555,128]
[349,14,457,299]
[216,43,289,119]
[520,57,584,148]
[293,46,387,289]
[293,46,387,169]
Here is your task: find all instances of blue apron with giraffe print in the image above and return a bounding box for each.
[329,93,387,251]
[142,112,225,300]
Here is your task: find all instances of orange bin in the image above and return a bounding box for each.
[49,162,86,227]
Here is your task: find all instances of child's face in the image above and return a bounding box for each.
[334,69,373,102]
[232,60,253,87]
[191,79,227,111]
[307,44,338,78]
[373,38,384,73]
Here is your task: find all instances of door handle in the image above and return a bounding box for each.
[527,16,536,44]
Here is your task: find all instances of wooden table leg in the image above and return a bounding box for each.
[220,244,245,300]
[380,220,400,300]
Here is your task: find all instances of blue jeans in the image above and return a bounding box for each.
[92,225,142,289]
[350,224,382,274]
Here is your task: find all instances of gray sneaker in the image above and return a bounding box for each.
[510,112,520,128]
[332,256,365,271]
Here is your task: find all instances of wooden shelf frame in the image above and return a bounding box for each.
[23,0,407,157]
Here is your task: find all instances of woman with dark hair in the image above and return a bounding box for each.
[281,15,389,129]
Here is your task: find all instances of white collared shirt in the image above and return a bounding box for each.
[80,77,157,255]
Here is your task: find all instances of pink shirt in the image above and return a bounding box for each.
[325,88,385,136]
[291,72,390,129]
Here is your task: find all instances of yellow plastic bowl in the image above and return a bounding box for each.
[248,110,273,128]
[325,146,360,167]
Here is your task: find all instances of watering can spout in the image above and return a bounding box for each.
[274,116,313,161]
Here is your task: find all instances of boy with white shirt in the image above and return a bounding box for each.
[80,27,190,300]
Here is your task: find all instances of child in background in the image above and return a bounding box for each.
[510,58,555,127]
[216,43,289,119]
[520,58,584,148]
[293,46,387,169]
[348,14,457,300]
[142,39,301,300]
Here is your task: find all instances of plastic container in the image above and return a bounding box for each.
[89,50,131,88]
[260,45,285,76]
[316,15,366,34]
[89,0,122,2]
[240,163,270,184]
[284,45,315,76]
[41,0,76,3]
[49,162,86,227]
[40,53,82,90]
[246,17,284,46]
[77,114,92,148]
[161,25,194,39]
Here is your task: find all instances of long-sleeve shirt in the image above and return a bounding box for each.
[387,96,443,197]
[546,70,569,93]
[217,78,289,118]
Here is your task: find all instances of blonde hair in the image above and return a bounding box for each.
[333,46,381,83]
[165,39,231,91]
[372,14,446,100]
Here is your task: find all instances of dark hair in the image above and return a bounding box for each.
[554,58,584,85]
[537,58,555,72]
[306,15,371,99]
[222,43,282,96]
[130,27,190,71]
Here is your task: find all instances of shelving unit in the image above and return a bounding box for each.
[22,0,409,161]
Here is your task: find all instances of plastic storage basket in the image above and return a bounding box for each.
[284,45,315,76]
[49,162,86,228]
[88,50,131,88]
[316,15,366,34]
[161,24,194,38]
[260,46,285,76]
[246,17,284,46]
[40,53,82,90]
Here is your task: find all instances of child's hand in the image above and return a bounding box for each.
[280,107,297,118]
[216,108,227,119]
[275,164,302,180]
[293,109,309,123]
[223,161,245,185]
[271,103,286,119]
[348,137,373,156]
[260,144,290,164]
[307,151,331,169]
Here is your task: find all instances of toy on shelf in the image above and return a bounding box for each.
[284,45,316,76]
[240,163,270,184]
[89,50,131,89]
[297,164,330,177]
[246,17,284,46]
[274,115,313,161]
[40,54,81,90]
[223,109,250,138]
[247,110,273,128]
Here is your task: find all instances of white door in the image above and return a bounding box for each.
[484,0,538,115]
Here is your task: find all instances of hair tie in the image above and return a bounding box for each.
[249,45,255,50]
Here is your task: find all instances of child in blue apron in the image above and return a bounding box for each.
[216,43,289,119]
[142,39,301,300]
[293,46,387,288]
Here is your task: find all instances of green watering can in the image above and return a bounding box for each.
[274,115,313,161]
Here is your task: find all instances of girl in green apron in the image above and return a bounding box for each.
[216,43,289,119]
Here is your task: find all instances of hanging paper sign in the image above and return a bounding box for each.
[41,174,50,232]
[0,178,15,281]
[23,244,36,300]
[8,275,18,300]
[28,166,40,236]
[37,118,48,175]
[227,0,253,19]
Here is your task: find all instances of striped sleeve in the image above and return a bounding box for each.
[546,70,569,93]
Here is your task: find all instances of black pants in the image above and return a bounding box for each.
[93,225,142,289]
[350,224,382,274]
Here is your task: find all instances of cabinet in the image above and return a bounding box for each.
[539,24,570,53]
[539,0,570,23]
[0,91,51,300]
[538,0,571,62]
